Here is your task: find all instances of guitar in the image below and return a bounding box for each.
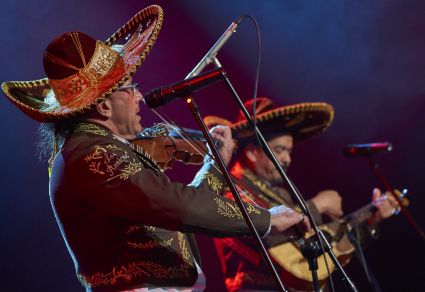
[268,190,407,291]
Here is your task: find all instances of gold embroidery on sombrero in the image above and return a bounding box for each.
[2,6,164,122]
[123,22,157,64]
[84,144,142,181]
[44,52,81,71]
[77,261,193,288]
[44,32,87,71]
[284,112,305,127]
[213,197,261,219]
[70,32,87,67]
[230,103,334,136]
[48,42,122,108]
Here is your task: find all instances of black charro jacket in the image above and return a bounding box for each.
[49,123,270,292]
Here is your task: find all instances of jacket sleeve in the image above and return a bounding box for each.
[64,138,271,237]
[189,160,227,195]
[262,200,322,247]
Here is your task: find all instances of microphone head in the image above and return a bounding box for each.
[343,142,393,157]
[235,15,245,25]
[143,87,171,109]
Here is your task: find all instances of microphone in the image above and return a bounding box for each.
[343,142,393,157]
[143,68,225,108]
[186,15,245,78]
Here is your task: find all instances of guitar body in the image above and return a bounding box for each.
[268,222,355,291]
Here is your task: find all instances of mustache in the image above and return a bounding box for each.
[280,163,289,171]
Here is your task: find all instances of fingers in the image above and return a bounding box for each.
[210,125,232,140]
[388,195,402,215]
[297,213,311,234]
[372,188,401,220]
[324,192,343,218]
[374,198,398,220]
[329,199,343,218]
[269,206,311,235]
[209,125,234,166]
[372,188,382,201]
[210,125,233,151]
[311,190,343,218]
[376,198,396,219]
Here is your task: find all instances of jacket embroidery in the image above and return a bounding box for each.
[74,122,108,136]
[177,232,193,267]
[127,238,174,249]
[214,197,261,219]
[74,122,162,176]
[126,224,156,234]
[203,172,223,194]
[190,169,223,194]
[77,261,193,288]
[84,144,142,181]
[144,225,156,232]
[129,142,163,175]
[243,169,287,205]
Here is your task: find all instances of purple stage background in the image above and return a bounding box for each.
[1,1,424,291]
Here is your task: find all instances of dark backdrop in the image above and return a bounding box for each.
[1,1,424,291]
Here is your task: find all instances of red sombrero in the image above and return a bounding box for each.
[204,97,334,143]
[1,5,163,122]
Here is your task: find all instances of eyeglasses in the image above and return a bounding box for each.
[118,83,140,95]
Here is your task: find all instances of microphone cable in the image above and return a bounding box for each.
[245,14,337,292]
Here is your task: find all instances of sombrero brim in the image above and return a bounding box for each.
[1,5,163,122]
[204,102,334,143]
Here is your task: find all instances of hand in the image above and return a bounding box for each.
[268,205,311,236]
[372,188,399,221]
[209,125,235,166]
[310,190,343,219]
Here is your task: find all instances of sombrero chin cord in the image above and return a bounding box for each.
[48,127,59,177]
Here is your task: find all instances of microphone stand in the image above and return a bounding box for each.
[367,156,425,240]
[183,16,355,290]
[184,95,288,292]
[184,19,288,290]
[212,58,358,292]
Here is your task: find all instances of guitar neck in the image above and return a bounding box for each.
[343,202,376,228]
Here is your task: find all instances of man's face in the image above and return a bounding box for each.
[250,134,293,185]
[107,79,142,139]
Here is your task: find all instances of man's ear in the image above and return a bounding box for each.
[95,99,112,118]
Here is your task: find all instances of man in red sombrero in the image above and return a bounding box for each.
[1,6,312,292]
[206,97,399,291]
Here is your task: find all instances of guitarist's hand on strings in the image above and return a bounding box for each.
[310,189,343,219]
[371,188,400,221]
[268,205,311,236]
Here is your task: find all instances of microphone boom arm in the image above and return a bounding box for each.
[186,16,244,79]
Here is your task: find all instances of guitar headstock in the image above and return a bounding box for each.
[388,188,409,215]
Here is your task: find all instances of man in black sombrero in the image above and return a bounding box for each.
[206,97,398,291]
[1,6,312,292]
